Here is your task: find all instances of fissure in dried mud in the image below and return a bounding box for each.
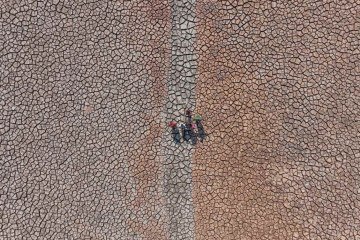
[1,1,359,240]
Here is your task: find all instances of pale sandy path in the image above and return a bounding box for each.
[162,0,198,239]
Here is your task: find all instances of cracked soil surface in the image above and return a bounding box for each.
[1,1,359,239]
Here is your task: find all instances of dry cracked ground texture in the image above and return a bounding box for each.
[0,1,359,240]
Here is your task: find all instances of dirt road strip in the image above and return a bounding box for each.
[162,0,198,239]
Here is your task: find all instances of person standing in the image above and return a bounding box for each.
[169,121,181,144]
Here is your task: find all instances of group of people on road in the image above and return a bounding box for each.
[168,109,206,145]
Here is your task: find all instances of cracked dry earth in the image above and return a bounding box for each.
[0,0,359,240]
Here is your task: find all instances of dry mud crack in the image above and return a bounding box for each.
[1,1,359,240]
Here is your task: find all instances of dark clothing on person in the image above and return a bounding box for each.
[196,120,206,142]
[171,127,181,144]
[184,123,197,145]
[187,116,192,124]
[181,124,192,142]
[185,110,192,124]
[190,127,197,145]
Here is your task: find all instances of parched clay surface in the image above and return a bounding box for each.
[1,1,173,239]
[193,1,359,239]
[1,1,359,240]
